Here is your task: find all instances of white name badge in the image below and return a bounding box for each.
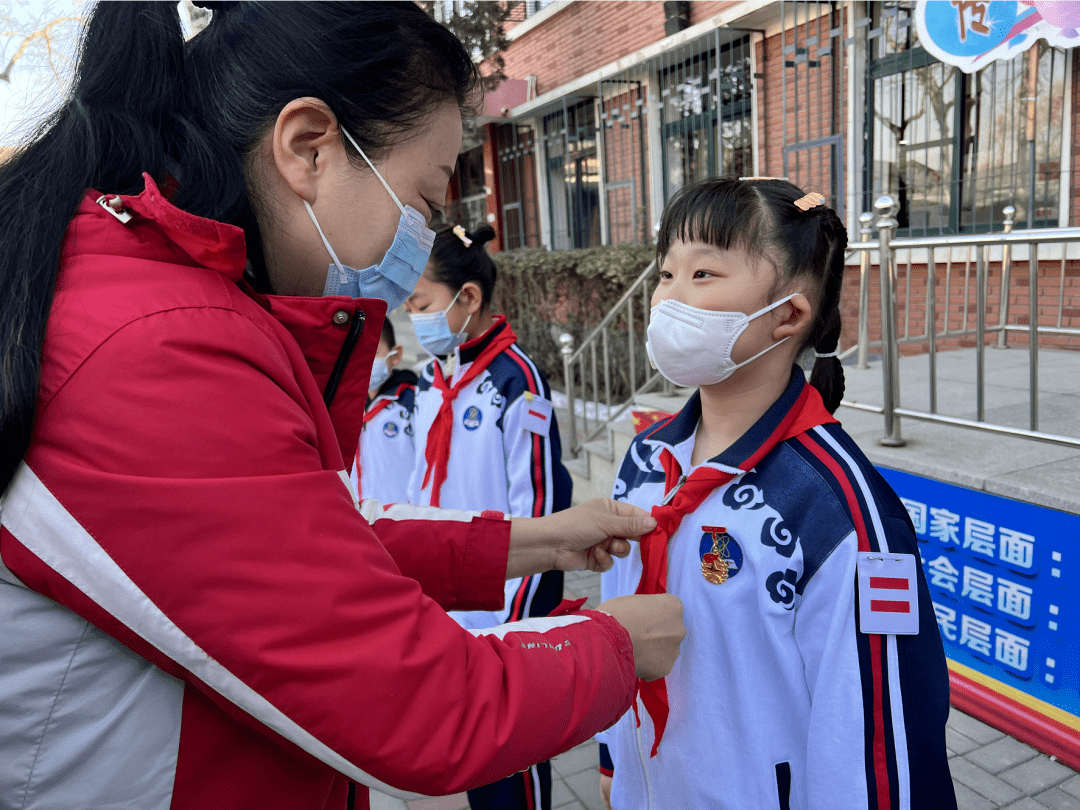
[520,392,553,437]
[857,552,920,635]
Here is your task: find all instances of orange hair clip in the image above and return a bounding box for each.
[794,192,826,211]
[452,225,473,248]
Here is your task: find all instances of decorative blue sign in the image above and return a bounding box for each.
[878,467,1077,718]
[915,1,1080,74]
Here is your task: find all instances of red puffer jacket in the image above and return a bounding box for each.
[0,175,634,810]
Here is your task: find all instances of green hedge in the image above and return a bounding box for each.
[493,243,656,399]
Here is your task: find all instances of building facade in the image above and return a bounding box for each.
[445,0,1076,254]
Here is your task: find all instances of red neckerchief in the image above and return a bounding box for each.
[634,382,837,756]
[363,385,409,425]
[421,317,517,506]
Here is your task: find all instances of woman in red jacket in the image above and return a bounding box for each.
[0,4,683,808]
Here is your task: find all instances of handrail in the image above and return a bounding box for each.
[852,195,1080,448]
[559,259,659,458]
[566,259,657,365]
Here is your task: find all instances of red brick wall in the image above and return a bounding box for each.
[499,1,741,95]
[689,1,731,25]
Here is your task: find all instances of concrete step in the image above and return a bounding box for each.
[633,389,692,413]
[581,436,614,462]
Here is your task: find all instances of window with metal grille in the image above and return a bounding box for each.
[865,0,1067,234]
[543,101,601,250]
[659,35,753,203]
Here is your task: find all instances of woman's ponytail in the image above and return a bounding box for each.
[0,2,191,491]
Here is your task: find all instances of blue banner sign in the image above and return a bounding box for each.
[878,467,1077,718]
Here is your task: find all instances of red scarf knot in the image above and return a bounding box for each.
[421,318,517,507]
[632,382,836,756]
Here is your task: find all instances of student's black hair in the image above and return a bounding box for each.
[0,2,479,491]
[380,317,397,349]
[655,177,848,413]
[427,223,499,308]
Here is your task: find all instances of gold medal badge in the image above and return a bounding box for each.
[700,525,734,584]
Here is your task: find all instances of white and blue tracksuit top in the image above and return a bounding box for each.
[408,320,571,629]
[599,369,956,810]
[350,369,418,505]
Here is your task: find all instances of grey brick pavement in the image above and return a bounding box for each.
[370,569,1077,810]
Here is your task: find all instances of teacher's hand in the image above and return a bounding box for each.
[506,499,655,579]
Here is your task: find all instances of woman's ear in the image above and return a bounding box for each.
[459,281,484,315]
[772,293,814,342]
[269,97,342,204]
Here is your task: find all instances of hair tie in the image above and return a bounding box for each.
[452,225,473,248]
[814,349,838,359]
[794,192,826,211]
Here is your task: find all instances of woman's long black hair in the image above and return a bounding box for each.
[0,2,479,491]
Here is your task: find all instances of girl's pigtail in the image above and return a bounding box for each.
[808,210,847,413]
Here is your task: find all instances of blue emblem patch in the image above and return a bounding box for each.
[463,406,483,431]
[382,421,399,438]
[699,527,743,583]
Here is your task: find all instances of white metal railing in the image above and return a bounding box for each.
[558,260,662,457]
[847,195,1080,450]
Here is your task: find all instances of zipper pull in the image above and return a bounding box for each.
[661,474,688,506]
[96,195,133,224]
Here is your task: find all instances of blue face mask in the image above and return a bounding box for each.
[368,355,392,392]
[308,126,435,310]
[410,288,472,357]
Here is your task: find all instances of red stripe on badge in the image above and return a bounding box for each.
[869,576,909,590]
[528,409,547,420]
[871,600,911,613]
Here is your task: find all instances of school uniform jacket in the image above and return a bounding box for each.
[351,368,419,504]
[408,321,571,630]
[598,370,956,810]
[0,176,636,810]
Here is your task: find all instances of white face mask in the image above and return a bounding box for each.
[410,288,472,357]
[645,293,800,387]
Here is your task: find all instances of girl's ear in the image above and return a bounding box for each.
[772,293,813,342]
[459,281,484,315]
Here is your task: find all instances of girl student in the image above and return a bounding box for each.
[351,316,419,504]
[0,3,688,808]
[597,178,956,810]
[405,223,571,810]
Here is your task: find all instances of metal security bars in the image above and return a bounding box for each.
[780,0,845,217]
[846,196,1080,449]
[532,26,754,250]
[863,0,1069,236]
[495,123,542,250]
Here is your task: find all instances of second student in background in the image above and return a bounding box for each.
[406,223,571,810]
[351,317,418,504]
